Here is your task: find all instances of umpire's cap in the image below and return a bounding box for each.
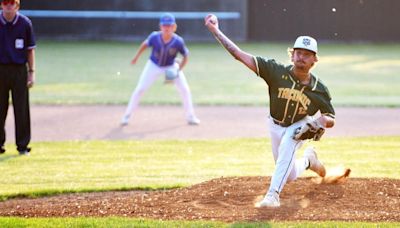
[1,0,20,6]
[160,13,176,25]
[293,36,318,54]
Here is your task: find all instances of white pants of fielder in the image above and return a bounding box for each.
[267,116,312,195]
[123,60,198,122]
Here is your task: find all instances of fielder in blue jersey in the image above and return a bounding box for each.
[121,13,200,126]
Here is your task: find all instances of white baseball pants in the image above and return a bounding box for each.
[267,116,311,194]
[123,60,197,120]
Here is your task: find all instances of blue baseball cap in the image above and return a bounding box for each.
[160,13,176,25]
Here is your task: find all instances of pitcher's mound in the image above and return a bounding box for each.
[0,176,399,222]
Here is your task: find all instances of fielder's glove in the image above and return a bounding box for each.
[165,67,179,83]
[293,120,325,141]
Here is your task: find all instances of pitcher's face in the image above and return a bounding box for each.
[291,49,317,70]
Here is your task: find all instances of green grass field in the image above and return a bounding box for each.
[1,137,400,227]
[34,41,400,106]
[0,217,398,228]
[3,41,400,226]
[1,137,400,199]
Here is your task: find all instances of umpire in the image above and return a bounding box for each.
[0,0,36,155]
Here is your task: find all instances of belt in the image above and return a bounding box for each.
[0,63,25,67]
[272,119,291,127]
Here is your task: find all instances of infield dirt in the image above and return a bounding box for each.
[5,105,400,141]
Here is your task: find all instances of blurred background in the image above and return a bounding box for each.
[22,0,400,42]
[14,0,400,107]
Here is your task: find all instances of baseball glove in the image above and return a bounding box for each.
[293,120,325,141]
[165,67,179,82]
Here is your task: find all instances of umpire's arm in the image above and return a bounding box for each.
[27,49,36,88]
[204,15,256,74]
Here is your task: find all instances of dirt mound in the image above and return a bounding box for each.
[0,176,399,222]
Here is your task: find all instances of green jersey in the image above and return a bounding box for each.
[254,56,335,126]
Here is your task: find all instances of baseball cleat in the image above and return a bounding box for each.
[0,146,5,154]
[304,146,326,177]
[120,115,129,126]
[255,192,280,208]
[187,116,200,125]
[18,148,31,156]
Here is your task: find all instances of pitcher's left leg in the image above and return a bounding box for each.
[268,136,303,194]
[257,130,302,207]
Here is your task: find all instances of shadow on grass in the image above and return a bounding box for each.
[102,124,186,140]
[0,154,19,163]
[0,185,183,202]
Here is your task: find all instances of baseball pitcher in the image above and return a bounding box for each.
[205,14,335,207]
